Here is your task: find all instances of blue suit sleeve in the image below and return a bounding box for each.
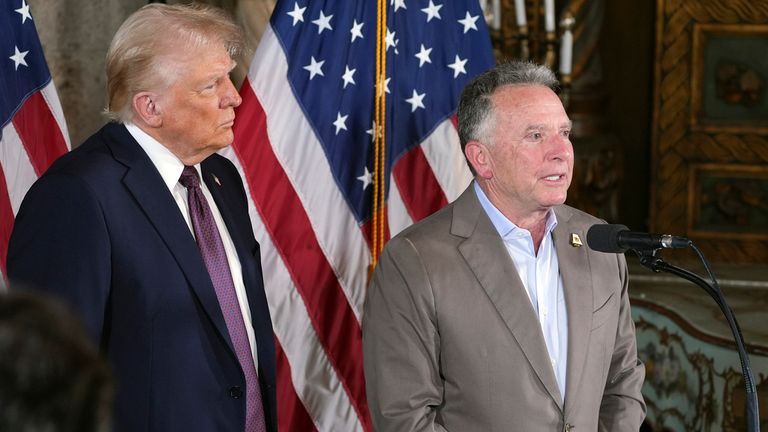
[8,173,111,345]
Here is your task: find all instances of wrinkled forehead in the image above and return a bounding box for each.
[153,38,236,85]
[489,85,569,125]
[492,84,562,109]
[156,31,232,61]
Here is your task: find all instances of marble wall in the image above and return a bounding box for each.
[28,0,275,147]
[29,0,146,146]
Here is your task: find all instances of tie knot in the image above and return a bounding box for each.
[179,166,200,189]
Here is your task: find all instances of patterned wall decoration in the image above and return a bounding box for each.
[632,301,768,431]
[651,0,768,263]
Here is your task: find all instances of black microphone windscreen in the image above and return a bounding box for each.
[586,224,629,253]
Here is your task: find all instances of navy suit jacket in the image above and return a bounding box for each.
[8,123,277,432]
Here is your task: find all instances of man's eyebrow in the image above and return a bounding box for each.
[201,61,237,82]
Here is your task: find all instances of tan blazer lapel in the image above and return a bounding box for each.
[452,187,563,408]
[553,206,594,416]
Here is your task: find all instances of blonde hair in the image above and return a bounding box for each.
[105,3,243,122]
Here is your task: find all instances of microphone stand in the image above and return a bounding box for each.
[634,244,760,432]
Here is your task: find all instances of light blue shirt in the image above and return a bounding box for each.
[473,182,569,400]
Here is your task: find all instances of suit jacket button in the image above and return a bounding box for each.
[229,386,243,399]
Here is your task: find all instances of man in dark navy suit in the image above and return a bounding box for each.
[7,4,276,431]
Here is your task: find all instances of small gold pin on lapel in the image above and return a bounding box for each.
[213,174,221,186]
[570,233,583,247]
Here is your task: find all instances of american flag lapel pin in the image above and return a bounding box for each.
[570,233,583,247]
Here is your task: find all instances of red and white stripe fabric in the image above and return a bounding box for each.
[222,24,473,431]
[0,82,70,283]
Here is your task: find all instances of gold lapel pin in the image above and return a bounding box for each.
[213,174,221,186]
[570,233,583,247]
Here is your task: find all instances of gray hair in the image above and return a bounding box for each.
[457,61,559,164]
[105,3,244,122]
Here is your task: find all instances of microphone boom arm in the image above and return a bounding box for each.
[635,250,760,432]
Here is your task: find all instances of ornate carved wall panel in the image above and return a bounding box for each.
[629,264,768,431]
[633,305,768,431]
[651,0,768,263]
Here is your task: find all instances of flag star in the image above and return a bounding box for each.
[333,112,348,135]
[376,75,391,96]
[414,44,433,67]
[341,66,356,88]
[286,2,306,26]
[15,0,32,24]
[405,89,426,112]
[385,28,399,53]
[357,167,373,190]
[392,0,407,12]
[366,121,381,142]
[303,56,325,80]
[448,54,468,78]
[350,19,364,42]
[458,11,479,33]
[312,11,333,34]
[9,46,29,70]
[421,0,443,22]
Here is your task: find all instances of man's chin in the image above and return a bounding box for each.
[215,132,235,149]
[541,193,568,208]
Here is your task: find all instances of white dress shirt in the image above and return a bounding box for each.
[126,122,259,368]
[474,181,568,400]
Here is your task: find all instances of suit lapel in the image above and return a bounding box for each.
[106,124,235,354]
[201,162,264,320]
[453,187,563,408]
[203,159,277,401]
[552,206,594,416]
[201,164,251,284]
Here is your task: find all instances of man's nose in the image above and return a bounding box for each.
[548,133,572,161]
[221,78,242,108]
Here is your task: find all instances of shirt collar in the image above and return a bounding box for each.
[125,122,202,189]
[473,181,558,239]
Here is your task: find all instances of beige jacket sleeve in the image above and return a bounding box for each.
[599,253,647,431]
[363,237,449,432]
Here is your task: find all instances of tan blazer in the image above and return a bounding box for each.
[363,186,645,431]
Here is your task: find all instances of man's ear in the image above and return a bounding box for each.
[465,140,493,179]
[132,92,162,128]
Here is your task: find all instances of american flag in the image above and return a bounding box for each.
[222,0,494,430]
[0,0,70,283]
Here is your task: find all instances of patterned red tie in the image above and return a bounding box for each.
[179,166,266,432]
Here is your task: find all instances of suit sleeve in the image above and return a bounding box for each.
[7,173,111,345]
[599,253,647,431]
[362,237,449,432]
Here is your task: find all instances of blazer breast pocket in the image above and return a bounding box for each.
[591,292,616,331]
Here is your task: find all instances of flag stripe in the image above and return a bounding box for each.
[232,82,372,431]
[40,82,71,149]
[221,146,363,432]
[1,2,70,286]
[389,119,471,233]
[386,173,413,237]
[0,165,13,278]
[420,119,473,202]
[11,90,68,176]
[248,27,370,319]
[0,123,38,215]
[392,145,448,222]
[275,342,318,432]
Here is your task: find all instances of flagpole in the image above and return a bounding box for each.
[371,0,388,272]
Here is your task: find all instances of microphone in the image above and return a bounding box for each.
[586,224,691,253]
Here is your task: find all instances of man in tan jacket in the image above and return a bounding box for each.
[362,61,645,431]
